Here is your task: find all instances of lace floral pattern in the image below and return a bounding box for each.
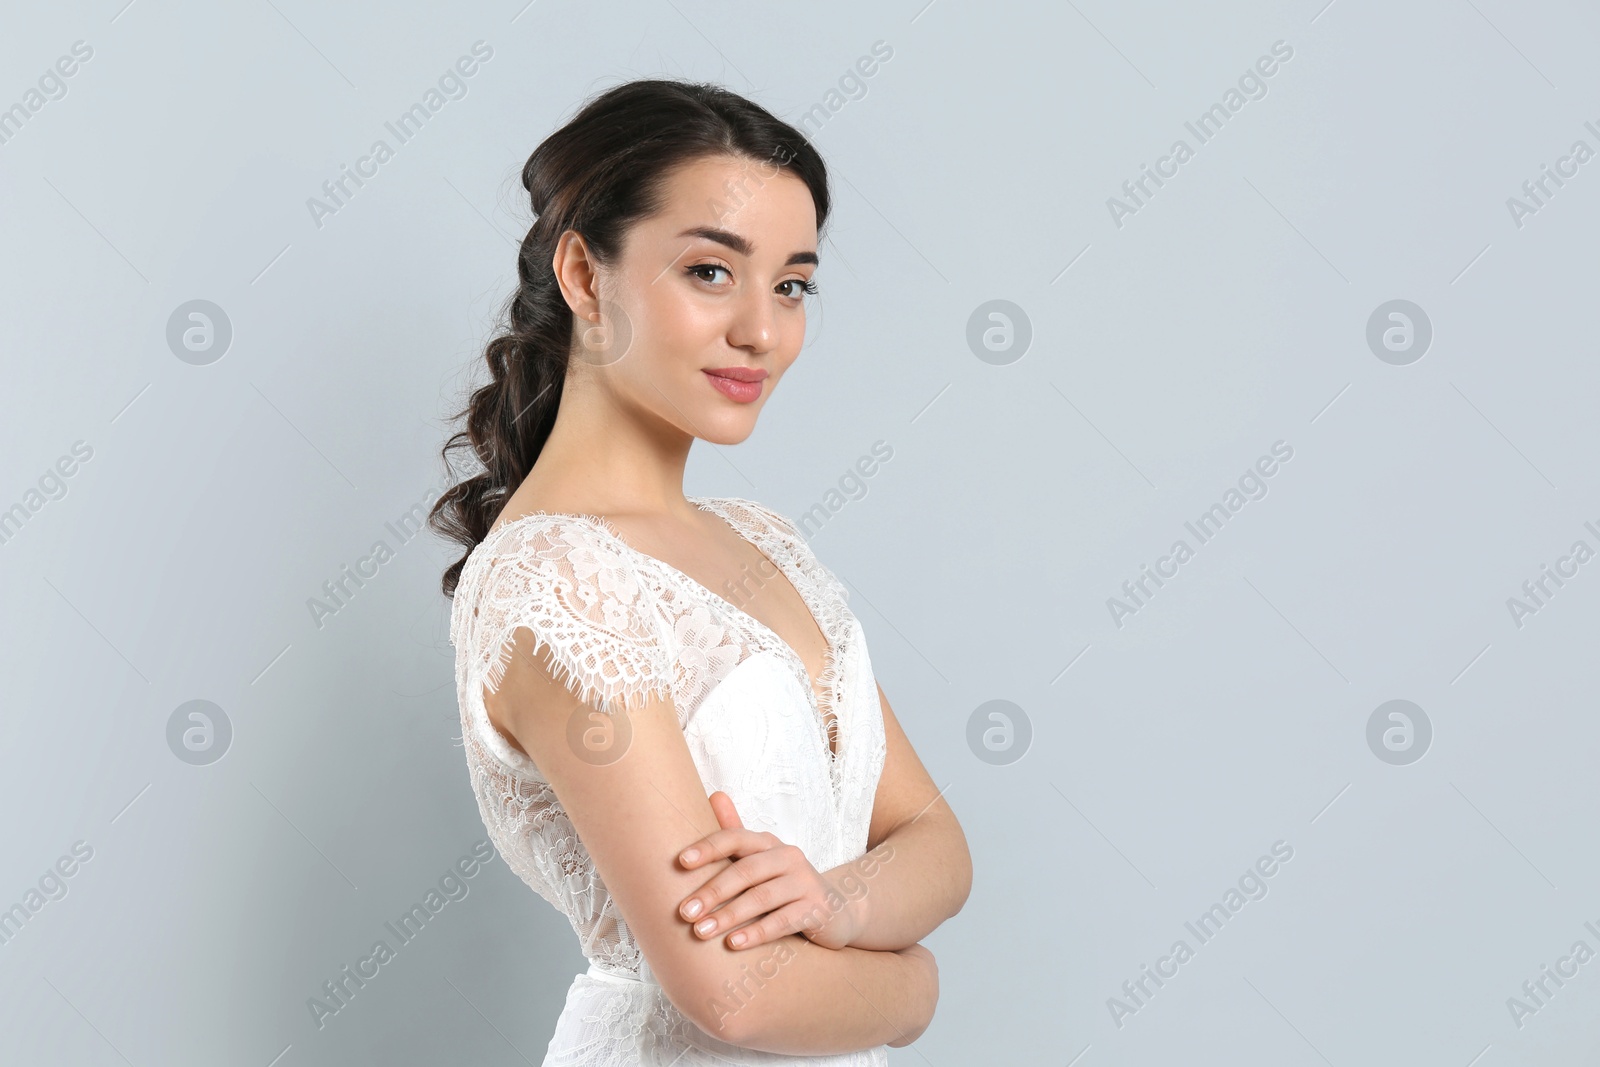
[449,496,889,1065]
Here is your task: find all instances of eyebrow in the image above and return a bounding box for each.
[676,226,818,267]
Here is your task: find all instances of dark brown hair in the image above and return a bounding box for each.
[428,78,831,597]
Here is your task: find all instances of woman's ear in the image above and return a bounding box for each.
[551,228,601,322]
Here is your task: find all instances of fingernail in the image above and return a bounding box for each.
[681,848,699,863]
[682,899,702,919]
[695,918,716,936]
[729,932,746,947]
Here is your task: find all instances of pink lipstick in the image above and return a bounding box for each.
[703,366,767,404]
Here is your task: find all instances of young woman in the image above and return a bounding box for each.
[429,79,971,1065]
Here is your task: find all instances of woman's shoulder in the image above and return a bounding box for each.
[696,494,809,548]
[461,509,660,608]
[699,495,848,604]
[450,509,672,710]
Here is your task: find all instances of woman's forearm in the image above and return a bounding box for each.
[688,939,936,1055]
[829,807,971,951]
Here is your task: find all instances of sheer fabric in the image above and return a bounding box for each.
[449,495,890,1065]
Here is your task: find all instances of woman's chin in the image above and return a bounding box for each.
[696,413,760,446]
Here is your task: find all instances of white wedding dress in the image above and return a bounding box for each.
[449,495,890,1065]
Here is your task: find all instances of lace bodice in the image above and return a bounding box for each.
[449,495,889,1065]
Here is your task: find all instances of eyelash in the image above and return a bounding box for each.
[687,264,817,299]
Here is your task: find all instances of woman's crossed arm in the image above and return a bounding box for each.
[671,682,972,956]
[484,628,939,1054]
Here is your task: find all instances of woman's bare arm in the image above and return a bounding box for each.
[485,628,937,1054]
[828,683,972,951]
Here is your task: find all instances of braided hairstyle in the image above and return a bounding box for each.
[429,79,830,597]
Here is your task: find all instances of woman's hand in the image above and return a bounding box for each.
[676,791,866,951]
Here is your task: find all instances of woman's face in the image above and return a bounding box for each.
[574,153,820,445]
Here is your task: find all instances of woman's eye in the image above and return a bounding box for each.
[778,278,819,299]
[687,264,816,299]
[688,264,731,285]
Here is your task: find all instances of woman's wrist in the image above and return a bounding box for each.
[822,841,897,950]
[812,861,873,948]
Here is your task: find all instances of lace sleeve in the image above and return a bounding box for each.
[452,515,674,717]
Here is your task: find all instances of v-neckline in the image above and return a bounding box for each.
[487,496,844,764]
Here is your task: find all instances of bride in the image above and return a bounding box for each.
[428,78,971,1065]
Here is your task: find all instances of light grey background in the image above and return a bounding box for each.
[3,1,1597,1064]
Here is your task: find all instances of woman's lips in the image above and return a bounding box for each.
[703,368,765,404]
